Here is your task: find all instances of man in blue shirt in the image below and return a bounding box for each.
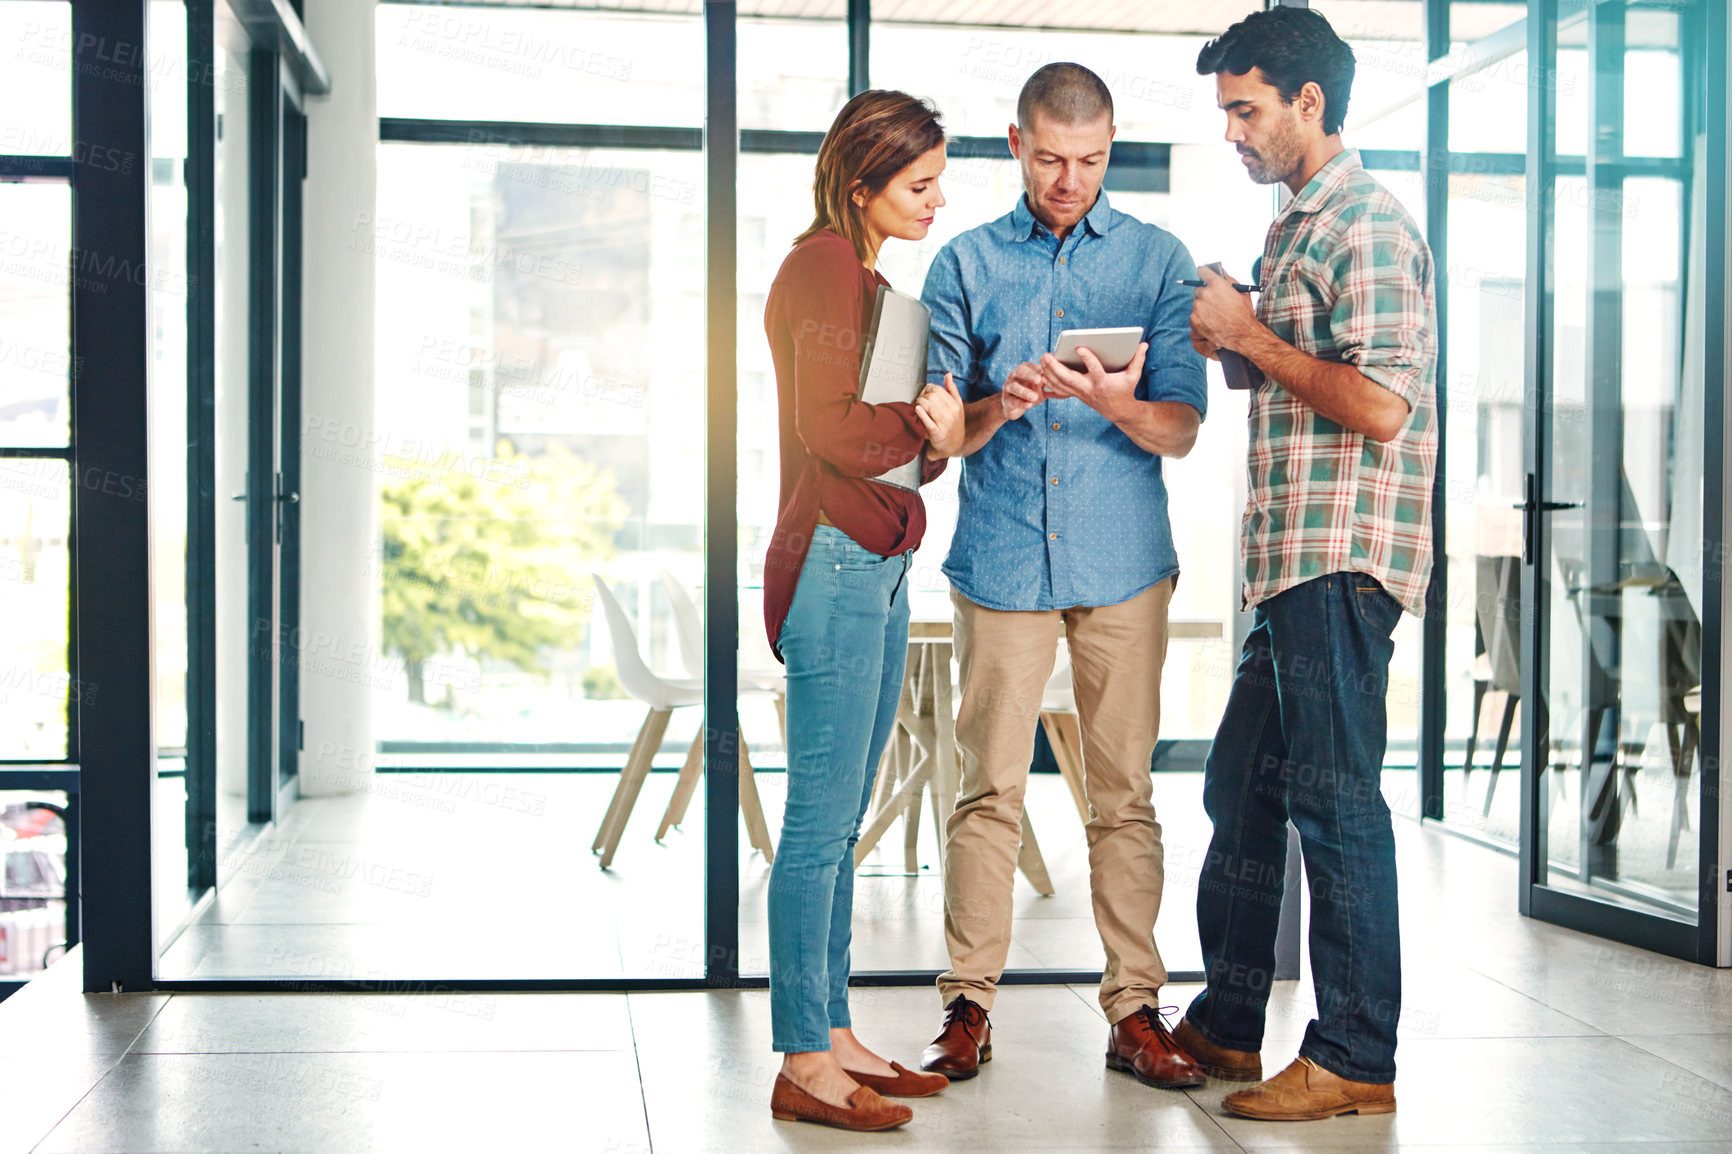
[914,63,1208,1092]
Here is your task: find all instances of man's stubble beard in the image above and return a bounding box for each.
[1243,110,1306,187]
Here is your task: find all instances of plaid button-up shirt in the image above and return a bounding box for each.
[1242,149,1438,617]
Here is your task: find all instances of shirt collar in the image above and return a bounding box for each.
[1279,148,1361,220]
[1007,189,1113,243]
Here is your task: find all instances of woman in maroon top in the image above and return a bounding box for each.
[763,91,965,1132]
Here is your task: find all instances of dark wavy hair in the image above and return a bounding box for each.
[797,90,945,263]
[1196,7,1356,136]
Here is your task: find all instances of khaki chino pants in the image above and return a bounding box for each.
[938,579,1174,1025]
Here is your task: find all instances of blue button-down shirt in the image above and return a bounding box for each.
[921,191,1207,611]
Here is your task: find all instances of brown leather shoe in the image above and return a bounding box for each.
[920,994,991,1079]
[770,1074,913,1131]
[1223,1057,1396,1121]
[845,1061,949,1098]
[1106,1005,1206,1090]
[1173,1017,1263,1082]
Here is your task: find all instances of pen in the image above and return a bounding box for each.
[1176,279,1261,293]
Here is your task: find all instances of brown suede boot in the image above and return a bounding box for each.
[1223,1057,1396,1121]
[1173,1017,1263,1082]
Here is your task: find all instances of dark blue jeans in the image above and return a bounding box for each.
[768,525,912,1052]
[1186,572,1404,1084]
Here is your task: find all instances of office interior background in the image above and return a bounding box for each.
[0,0,1727,1145]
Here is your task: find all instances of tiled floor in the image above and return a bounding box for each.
[153,770,1216,981]
[147,748,1701,984]
[6,818,1732,1152]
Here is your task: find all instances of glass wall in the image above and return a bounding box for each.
[209,7,252,895]
[372,141,703,755]
[362,4,711,979]
[0,441,71,762]
[1435,2,1708,919]
[0,153,73,759]
[1537,0,1702,916]
[376,5,701,126]
[149,0,195,944]
[373,6,707,769]
[1437,3,1531,844]
[1313,0,1427,150]
[97,0,1722,988]
[0,3,76,985]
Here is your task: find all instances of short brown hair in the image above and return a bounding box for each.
[797,90,945,263]
[1017,63,1113,130]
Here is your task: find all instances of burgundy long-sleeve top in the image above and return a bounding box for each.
[762,229,946,661]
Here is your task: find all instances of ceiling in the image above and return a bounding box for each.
[396,0,1527,40]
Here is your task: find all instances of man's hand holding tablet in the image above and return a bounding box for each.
[1039,330,1149,425]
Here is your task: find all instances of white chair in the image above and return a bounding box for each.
[656,569,787,842]
[661,568,788,696]
[588,573,775,869]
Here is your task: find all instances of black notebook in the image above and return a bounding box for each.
[1204,262,1266,391]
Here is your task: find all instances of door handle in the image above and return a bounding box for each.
[273,473,298,544]
[1515,472,1582,565]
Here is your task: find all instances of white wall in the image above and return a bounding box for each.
[296,0,378,795]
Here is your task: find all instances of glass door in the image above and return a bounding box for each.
[277,98,305,804]
[1521,0,1720,960]
[195,1,305,890]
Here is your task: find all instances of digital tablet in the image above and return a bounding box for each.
[1052,327,1143,373]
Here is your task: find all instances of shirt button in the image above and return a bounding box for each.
[1049,533,1058,540]
[1059,256,1067,265]
[1055,308,1064,317]
[1051,477,1059,485]
[1052,422,1061,430]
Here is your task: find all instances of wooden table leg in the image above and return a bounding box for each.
[928,639,1053,893]
[929,643,959,870]
[1040,711,1092,825]
[902,750,923,873]
[1017,808,1056,896]
[855,752,934,866]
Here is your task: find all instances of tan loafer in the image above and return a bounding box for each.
[1173,1017,1263,1082]
[1223,1056,1395,1121]
[770,1074,913,1131]
[846,1061,949,1098]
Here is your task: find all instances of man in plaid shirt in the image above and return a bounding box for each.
[1170,7,1437,1123]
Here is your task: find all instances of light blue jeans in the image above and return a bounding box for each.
[769,524,912,1053]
